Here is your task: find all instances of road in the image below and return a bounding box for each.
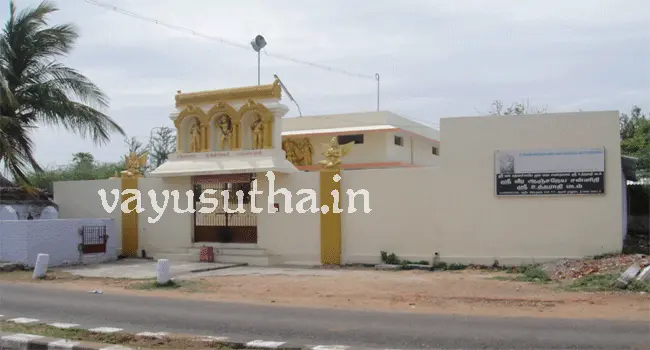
[0,283,647,349]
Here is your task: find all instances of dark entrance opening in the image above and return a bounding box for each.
[192,174,257,243]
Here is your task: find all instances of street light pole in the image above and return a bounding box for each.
[250,35,267,86]
[257,50,261,85]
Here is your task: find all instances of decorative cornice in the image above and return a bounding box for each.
[175,78,282,107]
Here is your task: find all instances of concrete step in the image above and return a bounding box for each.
[216,247,268,256]
[192,242,258,249]
[215,254,274,266]
[154,252,199,262]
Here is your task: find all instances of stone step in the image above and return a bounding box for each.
[215,254,275,266]
[154,252,199,262]
[217,247,268,256]
[191,242,258,249]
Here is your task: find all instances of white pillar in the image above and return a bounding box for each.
[32,253,49,279]
[156,259,170,284]
[267,103,289,150]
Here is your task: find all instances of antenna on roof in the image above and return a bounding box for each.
[274,74,302,117]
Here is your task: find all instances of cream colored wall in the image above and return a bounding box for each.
[340,167,440,263]
[300,132,388,165]
[412,137,440,166]
[137,177,193,254]
[256,171,321,265]
[434,111,622,263]
[384,132,440,166]
[385,132,412,164]
[337,111,623,265]
[53,179,123,253]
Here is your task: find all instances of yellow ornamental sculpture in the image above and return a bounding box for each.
[282,137,313,166]
[121,151,148,178]
[251,116,264,149]
[319,137,353,168]
[218,116,233,150]
[190,120,202,153]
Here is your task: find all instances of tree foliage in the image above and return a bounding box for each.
[0,0,124,184]
[25,153,121,193]
[487,99,548,116]
[148,126,176,169]
[620,106,650,178]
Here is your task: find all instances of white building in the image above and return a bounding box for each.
[281,111,440,170]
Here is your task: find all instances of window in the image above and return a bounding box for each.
[432,146,439,155]
[337,134,364,144]
[394,135,403,146]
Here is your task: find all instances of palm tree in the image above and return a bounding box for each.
[0,0,124,184]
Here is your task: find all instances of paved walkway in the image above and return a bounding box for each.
[62,259,239,279]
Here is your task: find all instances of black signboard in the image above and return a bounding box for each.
[496,172,604,196]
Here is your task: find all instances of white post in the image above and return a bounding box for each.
[32,253,49,279]
[156,259,170,285]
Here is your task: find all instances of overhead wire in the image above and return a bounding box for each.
[78,0,440,131]
[79,0,376,80]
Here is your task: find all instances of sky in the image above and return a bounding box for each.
[5,0,650,168]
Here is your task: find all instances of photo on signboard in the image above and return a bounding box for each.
[498,153,515,174]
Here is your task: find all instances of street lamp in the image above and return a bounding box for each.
[250,34,267,85]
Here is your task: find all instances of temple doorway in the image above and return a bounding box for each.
[192,174,257,244]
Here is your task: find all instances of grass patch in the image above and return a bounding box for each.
[0,321,241,349]
[518,266,551,283]
[565,274,650,292]
[496,265,551,283]
[127,279,204,292]
[0,321,133,345]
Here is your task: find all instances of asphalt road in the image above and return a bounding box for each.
[0,283,648,349]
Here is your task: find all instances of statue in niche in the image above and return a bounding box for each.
[218,116,232,150]
[190,120,201,152]
[251,116,264,149]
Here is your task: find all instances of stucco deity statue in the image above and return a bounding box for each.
[298,137,313,165]
[120,151,147,178]
[251,117,264,149]
[190,121,201,152]
[218,116,232,150]
[319,137,353,168]
[283,137,313,166]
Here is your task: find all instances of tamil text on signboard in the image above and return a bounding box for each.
[495,148,605,196]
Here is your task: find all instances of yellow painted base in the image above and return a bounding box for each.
[121,177,139,257]
[320,168,342,265]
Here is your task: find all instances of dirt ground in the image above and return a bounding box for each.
[2,268,648,321]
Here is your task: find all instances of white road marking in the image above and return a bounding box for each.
[199,335,229,341]
[136,331,168,339]
[88,327,123,333]
[48,339,81,348]
[7,317,39,324]
[312,346,350,350]
[246,340,286,348]
[48,322,81,329]
[1,333,44,342]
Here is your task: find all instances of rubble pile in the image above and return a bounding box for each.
[550,254,648,281]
